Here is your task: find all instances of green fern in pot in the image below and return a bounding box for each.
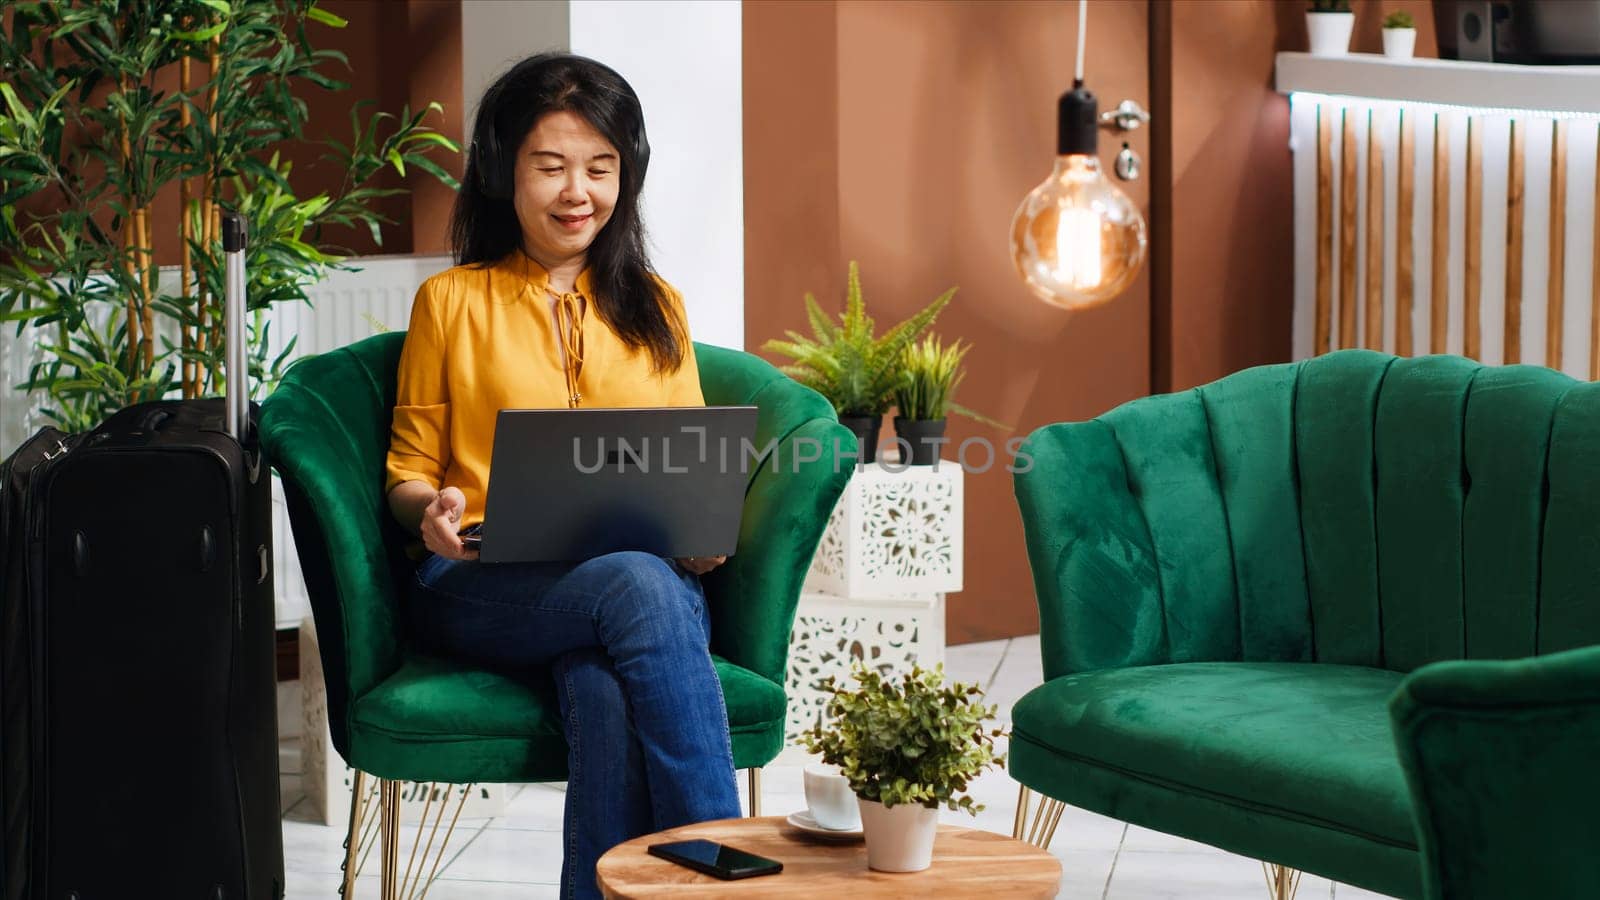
[762,261,954,463]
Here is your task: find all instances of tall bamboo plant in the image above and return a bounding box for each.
[0,0,459,431]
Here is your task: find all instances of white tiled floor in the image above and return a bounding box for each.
[278,636,1401,898]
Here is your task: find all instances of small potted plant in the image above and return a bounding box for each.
[763,262,955,464]
[892,335,1009,465]
[1307,0,1355,57]
[802,662,1006,873]
[1382,10,1417,59]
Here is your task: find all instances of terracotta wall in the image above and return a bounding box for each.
[746,0,1152,643]
[741,1,842,365]
[1152,0,1440,392]
[400,0,465,255]
[1155,1,1296,391]
[1154,0,1438,393]
[747,0,1440,643]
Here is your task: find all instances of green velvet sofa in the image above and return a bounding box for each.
[1010,350,1600,899]
[260,331,854,786]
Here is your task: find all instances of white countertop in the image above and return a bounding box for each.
[1275,51,1600,116]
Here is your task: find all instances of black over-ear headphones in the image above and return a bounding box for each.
[470,63,652,201]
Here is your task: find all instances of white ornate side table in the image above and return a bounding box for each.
[783,460,963,757]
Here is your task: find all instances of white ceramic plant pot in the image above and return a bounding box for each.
[857,797,939,872]
[1383,27,1417,59]
[1307,11,1355,56]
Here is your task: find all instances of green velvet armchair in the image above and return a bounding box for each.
[1390,644,1600,899]
[1009,350,1600,900]
[260,332,853,897]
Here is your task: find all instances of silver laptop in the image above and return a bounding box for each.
[472,406,759,564]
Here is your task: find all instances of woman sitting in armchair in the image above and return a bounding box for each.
[383,52,739,900]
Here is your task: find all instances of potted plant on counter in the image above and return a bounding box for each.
[1307,0,1354,57]
[763,262,954,463]
[1382,10,1417,59]
[801,662,1006,873]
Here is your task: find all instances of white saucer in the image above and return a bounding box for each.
[785,809,864,842]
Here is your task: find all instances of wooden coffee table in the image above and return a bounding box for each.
[595,816,1061,897]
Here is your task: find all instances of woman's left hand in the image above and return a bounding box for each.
[676,555,727,576]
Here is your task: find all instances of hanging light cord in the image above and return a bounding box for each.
[1074,0,1087,85]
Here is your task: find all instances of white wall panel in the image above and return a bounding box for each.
[569,0,745,350]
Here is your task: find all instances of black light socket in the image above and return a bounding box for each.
[1057,79,1098,157]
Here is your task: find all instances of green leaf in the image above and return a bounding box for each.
[399,130,461,153]
[171,21,228,42]
[0,83,36,131]
[299,71,346,92]
[406,154,459,190]
[947,401,1011,431]
[305,6,349,28]
[0,304,56,323]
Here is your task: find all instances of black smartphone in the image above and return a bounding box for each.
[460,523,482,552]
[646,839,783,880]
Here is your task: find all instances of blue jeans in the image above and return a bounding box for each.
[409,550,742,899]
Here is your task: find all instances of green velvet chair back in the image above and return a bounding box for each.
[261,332,853,761]
[265,333,413,754]
[1015,350,1600,682]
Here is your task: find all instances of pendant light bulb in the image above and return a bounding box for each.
[1009,70,1147,309]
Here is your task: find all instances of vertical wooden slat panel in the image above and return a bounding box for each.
[1464,117,1482,360]
[1506,119,1526,364]
[1592,122,1600,381]
[1548,119,1567,370]
[1365,109,1384,350]
[1431,113,1450,354]
[1316,105,1333,356]
[1340,109,1359,350]
[1397,109,1415,356]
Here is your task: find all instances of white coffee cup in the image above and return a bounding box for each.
[803,763,861,830]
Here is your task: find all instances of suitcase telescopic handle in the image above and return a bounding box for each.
[222,212,248,442]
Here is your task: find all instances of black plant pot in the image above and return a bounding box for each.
[893,417,948,465]
[838,413,882,464]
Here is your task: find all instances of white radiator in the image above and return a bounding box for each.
[1290,93,1600,379]
[0,253,452,629]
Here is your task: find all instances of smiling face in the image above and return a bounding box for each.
[511,109,621,271]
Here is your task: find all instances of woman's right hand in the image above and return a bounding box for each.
[421,486,478,560]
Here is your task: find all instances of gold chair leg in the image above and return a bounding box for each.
[342,776,474,900]
[381,779,400,900]
[401,782,474,900]
[341,770,366,897]
[1014,782,1066,849]
[746,767,762,817]
[1012,784,1031,840]
[1261,862,1303,900]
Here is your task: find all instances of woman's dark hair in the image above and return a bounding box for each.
[451,53,685,373]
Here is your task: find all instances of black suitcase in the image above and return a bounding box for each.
[0,214,284,899]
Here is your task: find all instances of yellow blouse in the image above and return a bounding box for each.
[384,251,705,526]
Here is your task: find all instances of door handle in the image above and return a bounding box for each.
[1099,99,1151,132]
